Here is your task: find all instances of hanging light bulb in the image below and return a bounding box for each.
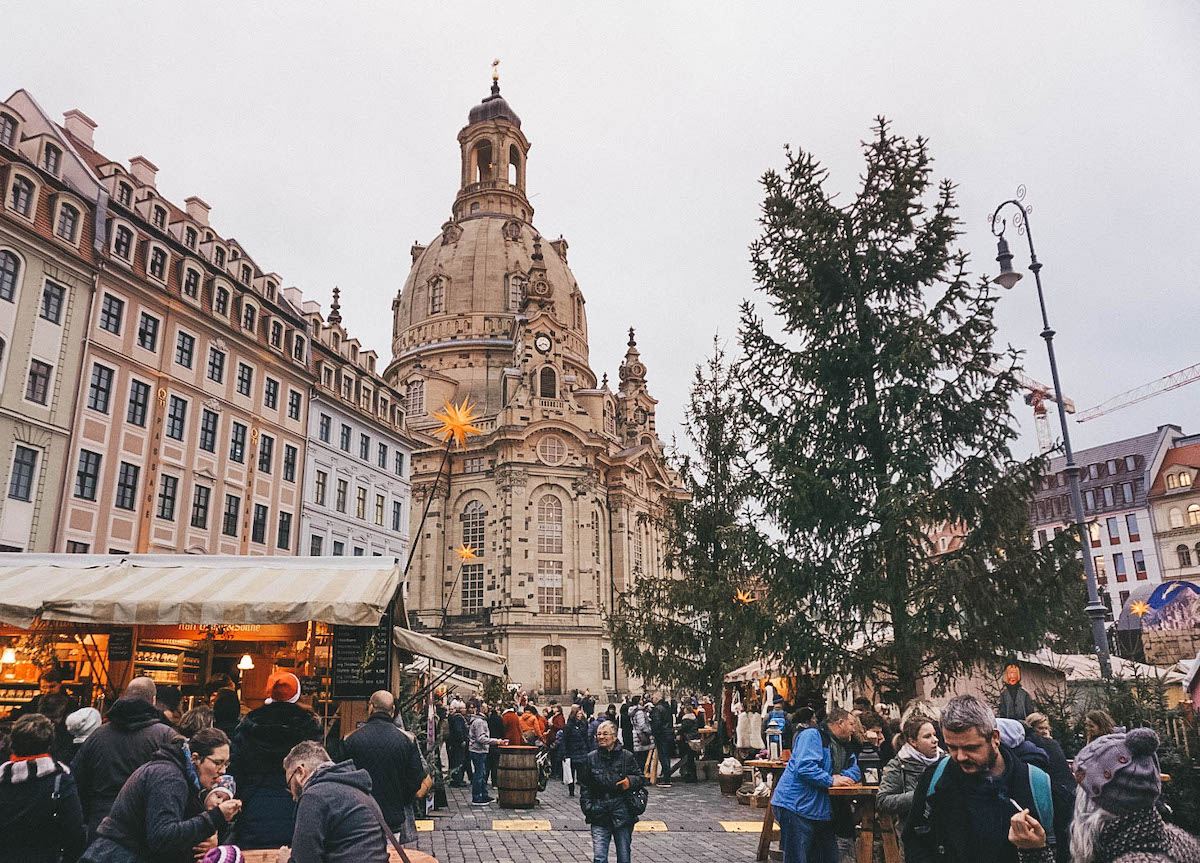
[237,654,254,671]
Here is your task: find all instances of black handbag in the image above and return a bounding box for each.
[629,784,648,817]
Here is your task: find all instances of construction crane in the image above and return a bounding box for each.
[1076,362,1200,423]
[1003,368,1076,454]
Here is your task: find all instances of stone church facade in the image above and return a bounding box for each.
[384,79,685,697]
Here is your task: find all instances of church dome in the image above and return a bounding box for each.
[390,216,587,364]
[468,82,521,128]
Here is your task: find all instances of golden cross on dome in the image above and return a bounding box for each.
[492,58,500,83]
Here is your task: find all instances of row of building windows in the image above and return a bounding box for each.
[1092,549,1148,584]
[311,470,407,531]
[315,413,406,476]
[1166,472,1194,490]
[1041,455,1140,491]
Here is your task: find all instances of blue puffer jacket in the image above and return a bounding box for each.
[771,725,860,821]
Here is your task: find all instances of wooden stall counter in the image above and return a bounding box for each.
[242,849,436,863]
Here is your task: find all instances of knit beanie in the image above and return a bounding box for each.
[200,847,244,863]
[1073,727,1161,814]
[65,707,102,743]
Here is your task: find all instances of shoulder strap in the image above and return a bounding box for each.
[1027,765,1053,835]
[926,756,950,796]
[360,787,412,863]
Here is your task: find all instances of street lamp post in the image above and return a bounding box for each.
[990,198,1113,679]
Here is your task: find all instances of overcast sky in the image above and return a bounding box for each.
[5,2,1198,461]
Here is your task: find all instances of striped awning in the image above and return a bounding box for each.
[0,554,401,629]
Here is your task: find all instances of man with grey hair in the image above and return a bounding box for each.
[71,675,176,835]
[903,694,1071,863]
[275,740,389,863]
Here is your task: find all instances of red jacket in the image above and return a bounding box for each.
[501,710,524,745]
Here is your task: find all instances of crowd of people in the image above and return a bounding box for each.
[771,693,1200,863]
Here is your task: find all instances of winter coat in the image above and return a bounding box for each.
[519,711,544,742]
[0,755,86,863]
[903,745,1072,863]
[501,710,524,745]
[288,760,389,863]
[1023,731,1075,798]
[677,712,700,746]
[631,707,653,752]
[564,717,592,762]
[578,745,647,830]
[341,713,427,832]
[771,725,860,822]
[1016,808,1200,863]
[580,695,596,718]
[619,704,634,751]
[875,751,931,820]
[487,710,506,744]
[447,712,467,746]
[71,696,177,835]
[81,742,225,863]
[649,700,673,739]
[228,700,322,849]
[998,684,1035,721]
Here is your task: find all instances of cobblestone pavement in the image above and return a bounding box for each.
[413,770,763,863]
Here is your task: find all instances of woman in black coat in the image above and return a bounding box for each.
[0,714,86,863]
[579,720,647,863]
[79,727,240,863]
[562,705,591,797]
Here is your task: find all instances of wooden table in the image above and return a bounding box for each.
[242,849,436,863]
[744,761,899,863]
[830,784,900,863]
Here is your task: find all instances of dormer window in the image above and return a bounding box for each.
[240,264,251,284]
[270,321,282,348]
[341,377,353,400]
[55,203,80,243]
[183,267,201,299]
[350,346,358,361]
[332,333,340,350]
[368,356,376,373]
[113,225,134,260]
[116,182,132,207]
[292,335,305,361]
[430,278,445,314]
[9,176,34,217]
[214,247,225,267]
[0,114,16,148]
[214,285,229,316]
[242,304,256,332]
[148,247,168,280]
[265,282,276,300]
[230,248,239,260]
[184,227,197,249]
[323,366,333,388]
[42,143,61,174]
[152,206,166,229]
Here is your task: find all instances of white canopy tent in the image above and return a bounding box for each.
[0,554,401,628]
[391,625,506,678]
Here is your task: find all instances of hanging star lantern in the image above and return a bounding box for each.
[1130,601,1151,617]
[455,544,478,561]
[432,398,484,449]
[735,589,757,605]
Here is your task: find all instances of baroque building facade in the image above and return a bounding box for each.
[297,287,413,559]
[385,79,685,697]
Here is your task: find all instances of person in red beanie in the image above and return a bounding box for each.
[228,671,321,850]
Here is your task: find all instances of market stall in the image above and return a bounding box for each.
[0,554,401,730]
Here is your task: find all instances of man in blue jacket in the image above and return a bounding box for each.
[770,706,860,863]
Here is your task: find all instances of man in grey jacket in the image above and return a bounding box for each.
[468,701,506,806]
[275,741,389,863]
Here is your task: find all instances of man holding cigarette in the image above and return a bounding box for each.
[903,695,1071,863]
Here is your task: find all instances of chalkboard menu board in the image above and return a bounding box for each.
[331,615,390,699]
[107,627,133,662]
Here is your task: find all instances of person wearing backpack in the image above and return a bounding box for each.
[902,695,1072,863]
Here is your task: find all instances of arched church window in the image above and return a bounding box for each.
[538,494,563,554]
[405,380,424,416]
[507,274,525,311]
[508,145,519,185]
[462,500,486,552]
[539,367,557,399]
[473,140,493,183]
[429,278,445,315]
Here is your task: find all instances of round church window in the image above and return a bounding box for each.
[538,434,567,466]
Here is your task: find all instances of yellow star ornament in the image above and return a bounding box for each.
[735,589,757,605]
[1130,601,1151,617]
[432,398,484,449]
[455,544,478,561]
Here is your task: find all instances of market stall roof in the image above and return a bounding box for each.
[1019,649,1186,684]
[392,626,506,678]
[404,657,488,693]
[724,657,792,684]
[0,554,401,628]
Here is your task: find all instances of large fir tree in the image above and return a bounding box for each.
[739,120,1086,703]
[611,340,760,731]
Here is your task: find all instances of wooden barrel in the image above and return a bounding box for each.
[497,745,539,809]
